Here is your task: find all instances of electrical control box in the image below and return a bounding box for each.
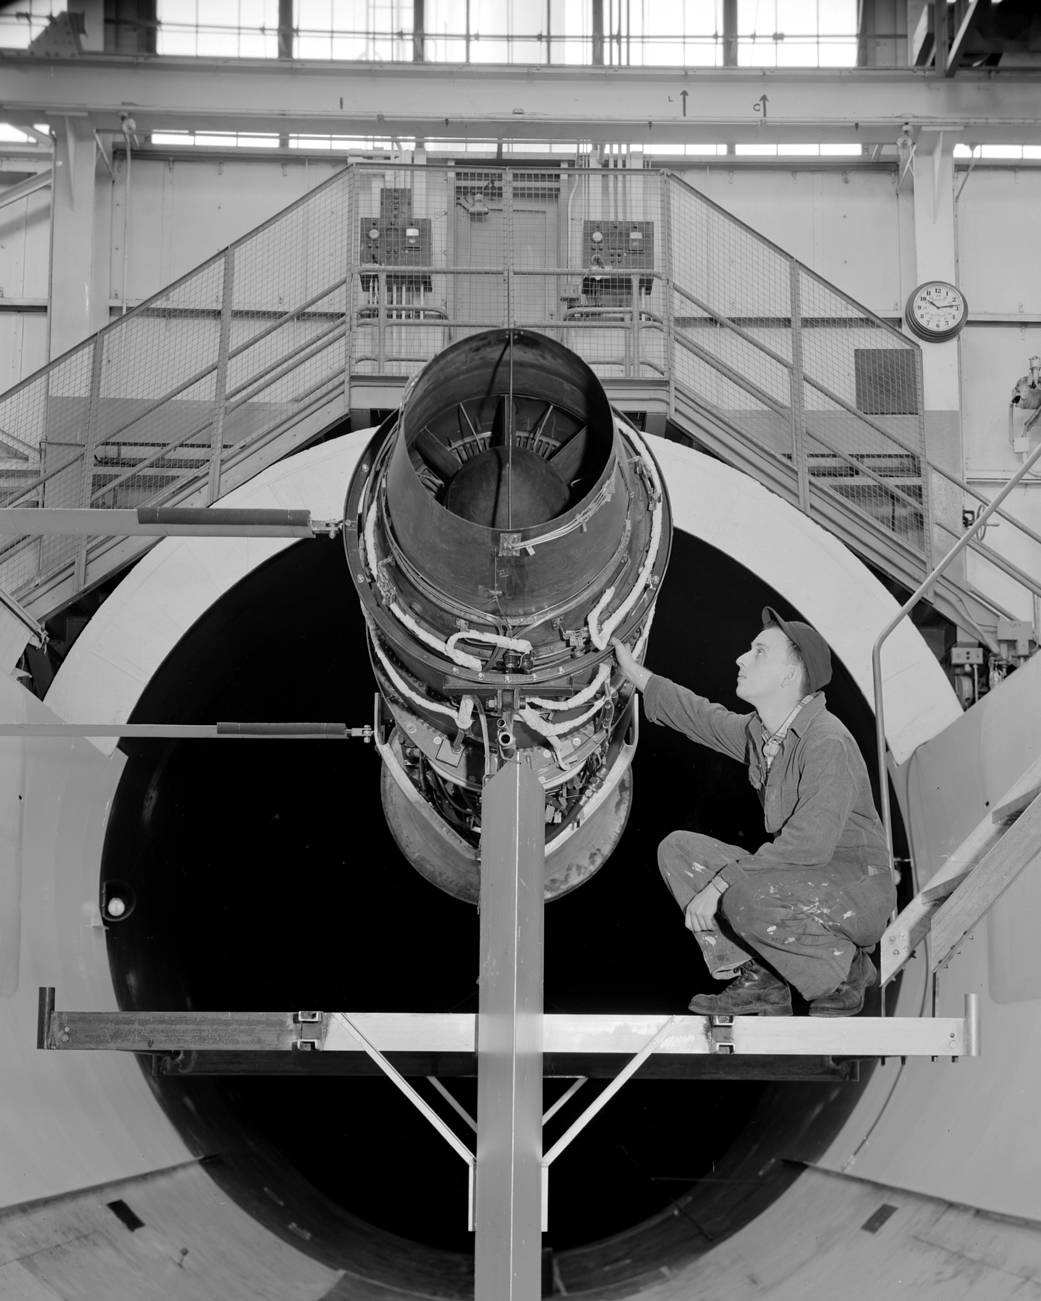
[360,188,432,292]
[950,645,984,666]
[581,220,654,304]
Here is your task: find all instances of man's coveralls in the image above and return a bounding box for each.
[644,674,896,1001]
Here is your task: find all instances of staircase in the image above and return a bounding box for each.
[0,162,1037,649]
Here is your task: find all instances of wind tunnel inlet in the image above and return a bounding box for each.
[99,531,894,1294]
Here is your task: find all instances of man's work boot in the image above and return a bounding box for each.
[688,961,793,1017]
[808,948,878,1017]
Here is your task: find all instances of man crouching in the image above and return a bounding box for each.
[613,608,895,1017]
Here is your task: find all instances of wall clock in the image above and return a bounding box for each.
[905,281,968,342]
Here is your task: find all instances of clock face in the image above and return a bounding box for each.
[905,281,968,341]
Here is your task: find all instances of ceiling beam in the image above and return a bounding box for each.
[1,56,1041,144]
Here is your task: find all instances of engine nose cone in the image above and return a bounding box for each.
[444,445,570,528]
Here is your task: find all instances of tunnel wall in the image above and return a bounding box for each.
[8,430,1036,1298]
[0,680,191,1204]
[811,650,1041,1221]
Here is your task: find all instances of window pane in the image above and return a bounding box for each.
[158,0,279,57]
[297,31,332,57]
[426,0,588,65]
[549,0,589,65]
[425,0,466,60]
[158,29,199,55]
[473,0,540,39]
[471,36,509,61]
[738,0,856,67]
[295,0,412,60]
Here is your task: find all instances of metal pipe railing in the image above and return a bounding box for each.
[871,433,1041,885]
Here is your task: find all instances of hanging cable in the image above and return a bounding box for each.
[369,629,476,731]
[587,426,664,650]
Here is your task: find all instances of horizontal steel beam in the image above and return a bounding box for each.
[39,1001,979,1059]
[153,1049,857,1081]
[0,506,335,537]
[0,721,371,739]
[2,58,1041,143]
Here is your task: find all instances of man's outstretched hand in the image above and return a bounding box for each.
[612,637,650,691]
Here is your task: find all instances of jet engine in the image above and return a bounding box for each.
[344,329,671,900]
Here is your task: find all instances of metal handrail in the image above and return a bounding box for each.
[871,433,1041,881]
[929,457,1041,554]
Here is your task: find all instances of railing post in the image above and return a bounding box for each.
[345,164,358,398]
[913,345,935,571]
[504,166,514,328]
[377,269,387,369]
[788,259,810,512]
[207,248,236,504]
[661,174,675,413]
[629,273,640,378]
[73,337,105,592]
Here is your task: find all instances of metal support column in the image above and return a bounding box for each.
[474,759,545,1301]
[788,260,810,513]
[49,117,103,359]
[73,335,105,591]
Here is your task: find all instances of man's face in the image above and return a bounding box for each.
[735,626,798,707]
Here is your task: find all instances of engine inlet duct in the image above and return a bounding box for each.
[344,329,672,901]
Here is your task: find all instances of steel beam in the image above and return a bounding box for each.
[3,58,1041,143]
[474,760,545,1301]
[0,721,370,739]
[39,1004,980,1059]
[0,168,51,209]
[0,506,327,537]
[152,1050,857,1081]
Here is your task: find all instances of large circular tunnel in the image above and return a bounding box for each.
[96,517,904,1292]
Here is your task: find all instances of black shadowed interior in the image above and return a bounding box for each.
[100,528,901,1292]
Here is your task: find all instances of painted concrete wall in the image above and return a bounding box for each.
[956,165,1041,623]
[679,165,905,318]
[109,155,345,308]
[0,175,50,390]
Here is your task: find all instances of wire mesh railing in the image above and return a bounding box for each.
[0,160,1037,639]
[666,174,932,565]
[0,168,353,608]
